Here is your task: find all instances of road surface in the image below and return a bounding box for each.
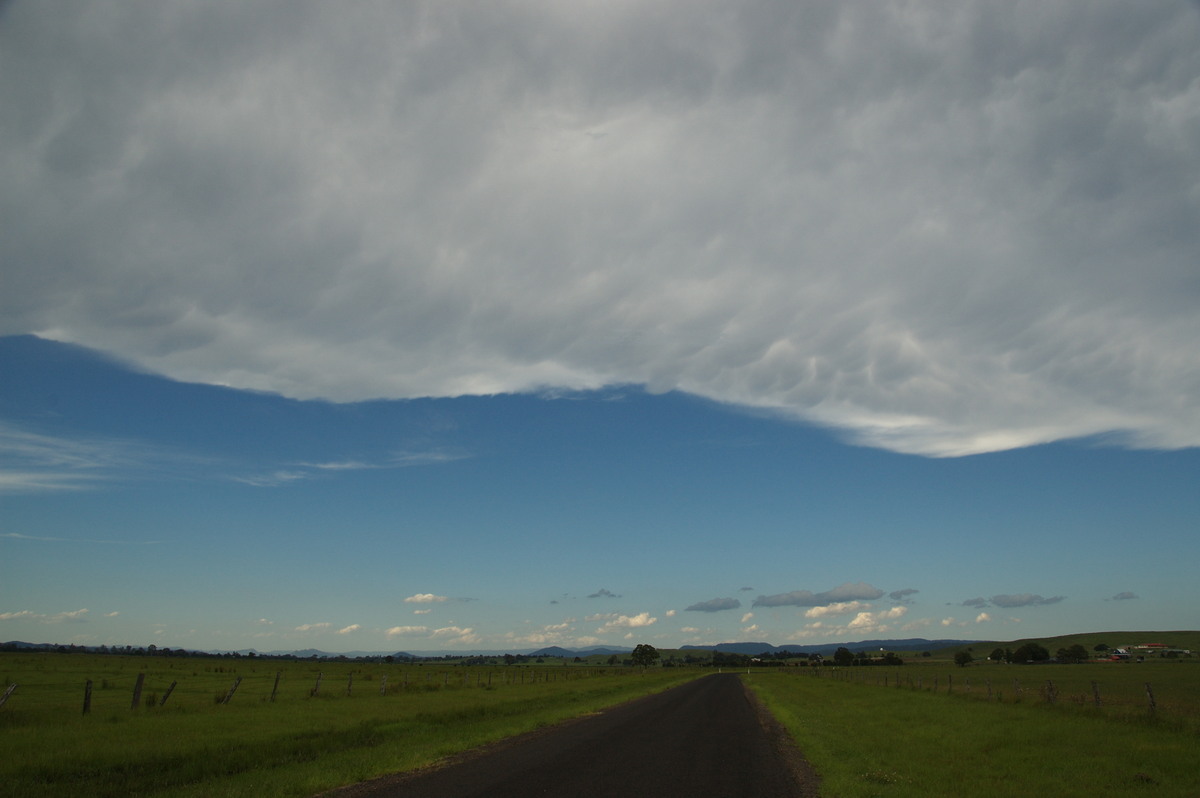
[326,673,818,797]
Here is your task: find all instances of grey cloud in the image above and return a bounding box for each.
[685,597,742,613]
[588,589,619,599]
[1110,592,1139,601]
[753,581,884,608]
[962,597,990,608]
[990,594,1065,608]
[4,1,1198,456]
[889,588,919,602]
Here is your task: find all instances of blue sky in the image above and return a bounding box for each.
[2,1,1199,652]
[3,335,1195,653]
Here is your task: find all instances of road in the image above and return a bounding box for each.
[327,673,818,798]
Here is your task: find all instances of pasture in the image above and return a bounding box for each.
[0,652,703,797]
[746,658,1200,797]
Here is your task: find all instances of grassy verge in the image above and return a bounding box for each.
[745,666,1200,797]
[0,654,702,797]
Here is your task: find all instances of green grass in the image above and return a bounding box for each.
[745,661,1200,798]
[0,653,703,797]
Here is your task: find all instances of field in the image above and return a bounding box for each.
[746,657,1200,797]
[0,652,703,797]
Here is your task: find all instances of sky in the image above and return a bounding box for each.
[1,1,1198,653]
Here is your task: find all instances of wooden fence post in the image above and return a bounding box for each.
[311,672,323,697]
[223,677,242,705]
[1145,682,1156,713]
[160,681,177,707]
[270,671,281,702]
[380,675,388,696]
[1091,680,1102,707]
[83,680,92,715]
[131,673,145,710]
[1045,680,1057,704]
[0,683,16,710]
[346,673,353,696]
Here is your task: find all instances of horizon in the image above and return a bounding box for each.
[3,3,1198,655]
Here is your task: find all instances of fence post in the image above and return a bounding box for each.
[270,671,281,702]
[311,672,323,697]
[160,681,177,707]
[380,675,388,696]
[0,683,16,710]
[346,673,353,696]
[1045,680,1057,704]
[223,677,242,705]
[1091,680,1102,707]
[83,680,92,715]
[1145,682,1156,714]
[131,673,145,710]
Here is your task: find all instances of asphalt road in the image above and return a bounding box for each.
[327,673,818,798]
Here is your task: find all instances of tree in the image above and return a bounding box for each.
[1093,643,1110,653]
[630,644,660,669]
[1011,643,1050,663]
[954,651,974,667]
[1056,644,1089,664]
[989,648,1007,662]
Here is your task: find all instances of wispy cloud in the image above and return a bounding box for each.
[294,622,332,633]
[2,532,159,545]
[754,582,885,608]
[1110,591,1139,601]
[684,597,741,613]
[963,593,1066,609]
[0,608,89,623]
[588,589,620,599]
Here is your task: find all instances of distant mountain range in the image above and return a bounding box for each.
[680,638,980,656]
[4,638,975,659]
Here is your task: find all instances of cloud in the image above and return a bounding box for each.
[588,589,620,599]
[684,597,741,613]
[5,2,1197,458]
[0,610,37,621]
[962,597,990,608]
[1110,591,1139,601]
[665,609,676,617]
[754,582,885,607]
[741,612,754,623]
[404,593,448,604]
[804,601,871,619]
[596,612,657,633]
[385,625,429,637]
[975,613,991,623]
[336,624,361,635]
[739,587,755,592]
[294,622,332,633]
[990,594,1065,608]
[431,626,480,644]
[889,588,919,603]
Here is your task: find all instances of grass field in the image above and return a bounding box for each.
[746,658,1200,797]
[0,652,703,797]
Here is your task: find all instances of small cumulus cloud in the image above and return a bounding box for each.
[404,593,448,604]
[804,601,871,619]
[431,626,480,644]
[1110,591,1139,601]
[741,612,754,623]
[295,622,332,632]
[413,609,432,615]
[385,625,429,637]
[665,609,677,617]
[975,613,991,623]
[754,582,884,607]
[588,589,620,599]
[337,624,361,635]
[596,612,656,633]
[104,611,120,618]
[684,597,741,613]
[962,597,989,608]
[0,610,37,621]
[889,588,919,603]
